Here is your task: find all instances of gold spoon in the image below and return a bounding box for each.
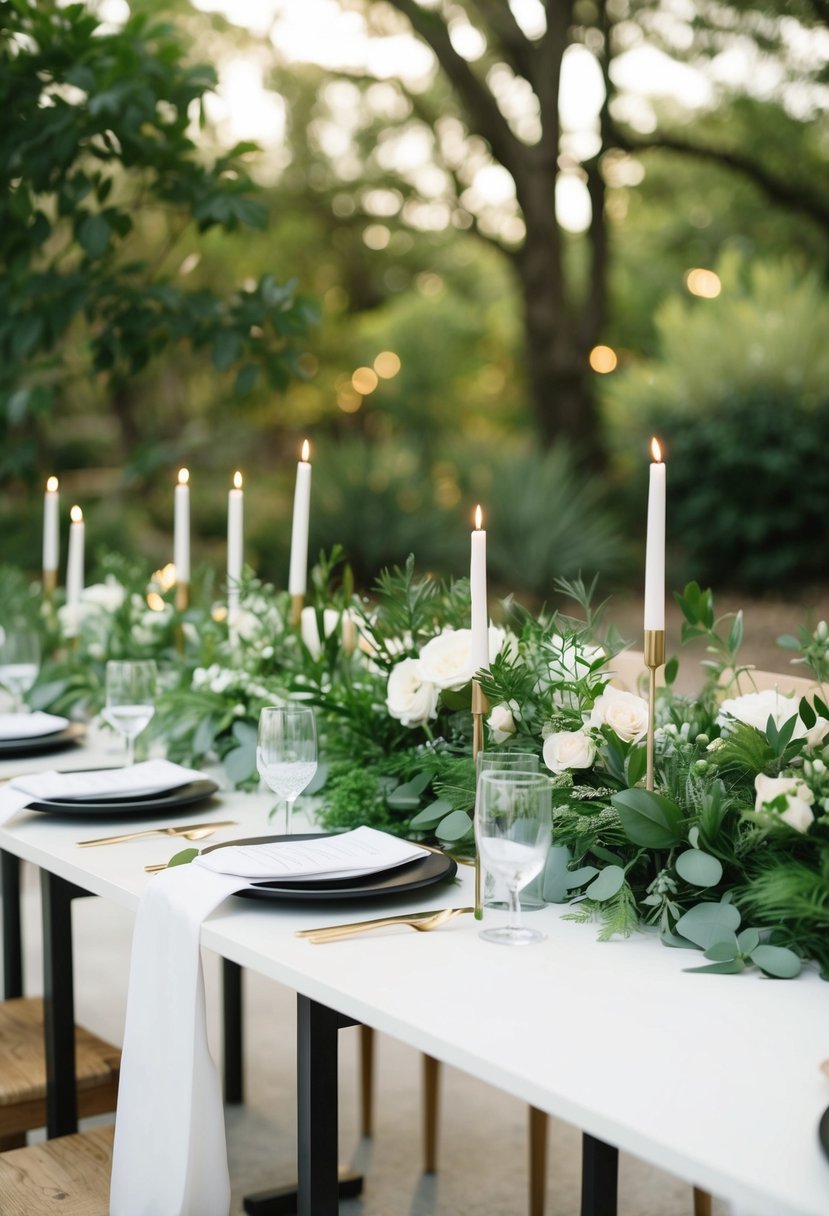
[298,906,474,944]
[79,821,236,848]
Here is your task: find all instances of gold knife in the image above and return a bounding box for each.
[296,907,474,939]
[77,820,237,848]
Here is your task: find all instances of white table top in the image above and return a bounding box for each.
[1,739,827,1216]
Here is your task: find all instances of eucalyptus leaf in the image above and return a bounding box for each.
[224,741,257,785]
[660,930,702,951]
[167,847,198,867]
[737,927,761,954]
[675,901,741,949]
[542,846,573,903]
[409,798,454,830]
[750,945,802,979]
[563,865,599,890]
[703,936,739,962]
[585,865,625,901]
[684,960,745,975]
[675,849,723,888]
[434,809,474,843]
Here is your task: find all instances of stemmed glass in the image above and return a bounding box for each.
[475,771,552,946]
[104,660,157,767]
[476,751,543,910]
[0,625,41,712]
[257,705,318,834]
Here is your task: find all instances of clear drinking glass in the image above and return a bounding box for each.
[104,660,157,766]
[0,625,41,712]
[476,751,544,910]
[257,705,318,834]
[475,771,552,946]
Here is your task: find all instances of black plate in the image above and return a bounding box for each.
[27,778,220,816]
[820,1104,829,1163]
[0,722,85,758]
[202,833,458,901]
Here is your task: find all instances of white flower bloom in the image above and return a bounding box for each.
[80,578,126,614]
[487,701,518,744]
[718,689,799,736]
[234,608,264,643]
[754,773,815,833]
[386,658,439,727]
[543,728,597,774]
[418,626,504,691]
[588,685,649,743]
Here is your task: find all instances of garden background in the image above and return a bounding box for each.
[2,0,828,653]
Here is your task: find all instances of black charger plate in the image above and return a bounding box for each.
[202,833,457,901]
[820,1104,829,1163]
[0,722,85,758]
[26,778,220,816]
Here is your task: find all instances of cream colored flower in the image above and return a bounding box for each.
[300,607,341,660]
[386,658,439,728]
[487,701,518,744]
[754,773,815,833]
[543,728,596,774]
[588,685,649,743]
[418,627,504,692]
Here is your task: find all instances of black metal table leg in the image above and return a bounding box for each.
[223,957,244,1104]
[41,870,88,1138]
[243,998,363,1216]
[1,849,23,998]
[581,1132,619,1216]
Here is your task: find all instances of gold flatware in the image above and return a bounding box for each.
[77,820,237,848]
[297,906,474,944]
[412,841,475,868]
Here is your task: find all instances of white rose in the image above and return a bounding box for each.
[300,607,340,660]
[234,609,263,643]
[386,658,439,727]
[80,578,126,614]
[589,685,649,743]
[418,626,504,692]
[543,728,597,774]
[754,773,815,833]
[718,689,799,736]
[487,701,518,744]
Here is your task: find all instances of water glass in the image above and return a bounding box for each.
[0,625,41,711]
[475,771,552,946]
[257,705,318,834]
[476,750,544,911]
[104,660,157,766]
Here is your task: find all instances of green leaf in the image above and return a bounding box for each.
[387,771,431,811]
[542,846,574,903]
[563,865,599,889]
[193,714,218,757]
[224,741,257,785]
[592,845,624,866]
[675,901,741,949]
[799,697,816,730]
[624,744,647,789]
[815,695,829,721]
[737,927,760,954]
[660,930,701,951]
[727,611,744,654]
[212,329,242,371]
[585,865,625,901]
[675,849,723,888]
[441,686,472,712]
[776,634,801,651]
[685,960,745,975]
[611,788,683,848]
[688,826,700,849]
[167,847,198,867]
[749,945,801,979]
[663,656,679,686]
[704,936,739,961]
[77,212,111,258]
[409,798,453,830]
[434,808,473,843]
[234,363,259,395]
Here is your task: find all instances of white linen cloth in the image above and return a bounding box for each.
[111,828,430,1216]
[0,711,69,740]
[0,759,205,824]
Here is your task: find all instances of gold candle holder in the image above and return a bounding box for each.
[291,593,304,629]
[175,581,190,613]
[471,678,489,920]
[42,569,57,601]
[644,629,665,792]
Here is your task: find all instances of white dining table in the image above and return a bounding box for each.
[0,737,828,1216]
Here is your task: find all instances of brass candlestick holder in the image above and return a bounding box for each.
[644,629,665,792]
[291,593,304,629]
[471,678,489,920]
[42,569,57,602]
[175,581,190,613]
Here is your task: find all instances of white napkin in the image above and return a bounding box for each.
[0,711,69,740]
[110,865,240,1216]
[0,759,206,825]
[196,825,428,881]
[111,828,432,1216]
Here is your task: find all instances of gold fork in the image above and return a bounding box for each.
[297,906,474,944]
[78,821,237,848]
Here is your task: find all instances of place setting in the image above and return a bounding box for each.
[0,623,85,757]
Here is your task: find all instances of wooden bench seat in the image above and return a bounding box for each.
[0,1124,113,1215]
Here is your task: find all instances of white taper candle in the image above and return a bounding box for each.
[43,476,60,573]
[288,440,312,597]
[644,438,666,631]
[65,505,84,636]
[174,468,190,585]
[470,504,489,674]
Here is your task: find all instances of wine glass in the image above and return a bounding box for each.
[257,705,318,834]
[475,771,552,946]
[0,625,41,712]
[476,751,544,911]
[104,660,157,767]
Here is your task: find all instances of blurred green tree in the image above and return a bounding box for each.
[0,0,315,483]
